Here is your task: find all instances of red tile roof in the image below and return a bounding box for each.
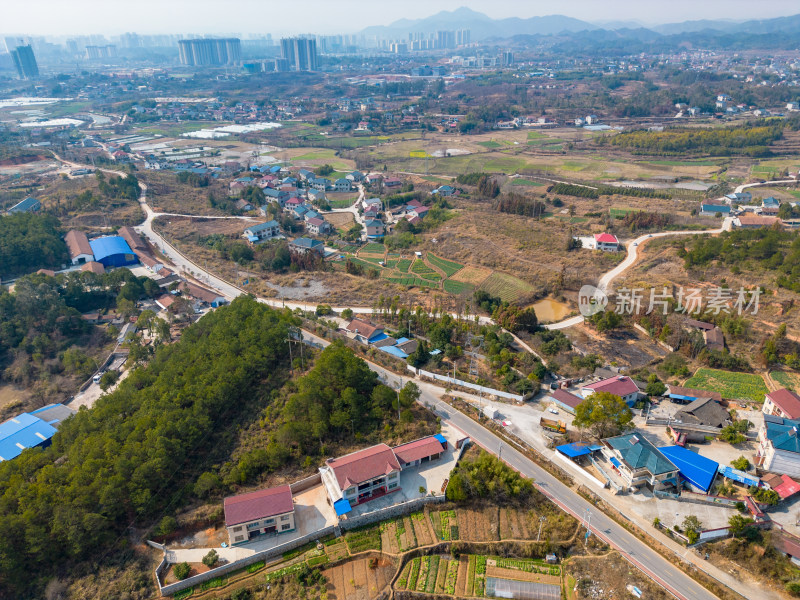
[393,436,445,465]
[583,376,639,397]
[773,474,800,499]
[326,443,401,489]
[118,226,147,251]
[768,389,800,419]
[550,388,584,409]
[80,261,105,274]
[345,318,382,340]
[594,233,619,244]
[224,485,294,526]
[65,230,93,258]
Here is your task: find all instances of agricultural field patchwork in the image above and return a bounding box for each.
[478,271,536,303]
[771,371,800,392]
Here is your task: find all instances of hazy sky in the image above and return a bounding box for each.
[4,0,800,36]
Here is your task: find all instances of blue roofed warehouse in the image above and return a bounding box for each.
[89,236,138,268]
[0,413,58,461]
[659,445,719,494]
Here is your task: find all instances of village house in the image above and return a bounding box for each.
[243,220,281,244]
[700,200,731,216]
[581,375,641,407]
[593,233,621,252]
[224,485,296,545]
[365,219,386,239]
[601,433,679,491]
[334,178,352,192]
[7,197,41,214]
[431,185,455,196]
[288,237,325,256]
[320,444,402,513]
[763,389,800,420]
[305,217,331,236]
[343,318,384,344]
[757,414,800,478]
[736,215,781,229]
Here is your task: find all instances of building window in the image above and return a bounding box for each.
[388,482,398,490]
[388,472,398,479]
[281,524,291,531]
[233,526,243,532]
[346,488,356,496]
[265,518,274,524]
[281,515,290,521]
[235,535,245,542]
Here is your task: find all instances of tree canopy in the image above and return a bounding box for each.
[573,391,634,439]
[0,213,69,278]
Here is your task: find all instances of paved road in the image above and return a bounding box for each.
[298,328,721,600]
[734,179,796,194]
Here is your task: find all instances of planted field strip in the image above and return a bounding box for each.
[425,555,440,593]
[427,253,464,277]
[324,539,349,562]
[357,256,386,265]
[328,198,355,209]
[438,509,459,541]
[456,556,469,596]
[444,557,459,594]
[380,520,401,554]
[347,257,383,271]
[361,242,386,253]
[435,557,449,593]
[486,565,560,585]
[384,274,439,288]
[510,178,544,187]
[450,265,493,286]
[443,279,475,295]
[401,516,417,550]
[495,558,560,576]
[416,556,430,592]
[609,207,637,218]
[477,140,502,148]
[411,511,435,546]
[684,368,768,403]
[772,371,800,391]
[411,259,443,281]
[344,524,381,553]
[397,561,413,590]
[479,271,535,303]
[408,557,421,590]
[467,555,476,596]
[396,258,412,273]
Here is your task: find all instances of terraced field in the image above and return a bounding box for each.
[427,253,464,277]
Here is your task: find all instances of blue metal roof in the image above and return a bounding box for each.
[89,236,133,261]
[333,498,352,516]
[369,332,389,343]
[610,457,622,468]
[9,197,40,212]
[718,465,760,487]
[660,445,719,493]
[290,237,322,249]
[434,433,447,444]
[557,442,594,458]
[379,345,408,359]
[0,413,57,462]
[395,337,410,344]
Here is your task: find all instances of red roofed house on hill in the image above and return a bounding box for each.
[764,389,800,420]
[65,230,94,265]
[393,435,447,468]
[224,484,295,545]
[594,233,621,252]
[320,444,402,511]
[581,375,642,407]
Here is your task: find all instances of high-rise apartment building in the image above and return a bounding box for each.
[85,45,117,60]
[10,45,39,79]
[456,29,471,46]
[178,38,241,66]
[280,37,318,71]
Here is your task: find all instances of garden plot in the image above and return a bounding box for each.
[479,272,536,303]
[449,265,493,286]
[323,555,395,600]
[684,368,768,403]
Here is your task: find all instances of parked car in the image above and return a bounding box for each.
[549,407,559,414]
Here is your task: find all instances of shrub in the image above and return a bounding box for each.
[174,562,191,580]
[202,550,218,568]
[731,456,751,471]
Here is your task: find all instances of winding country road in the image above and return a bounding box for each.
[50,154,789,599]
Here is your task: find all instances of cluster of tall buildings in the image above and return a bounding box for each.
[178,38,241,66]
[388,29,471,53]
[280,37,318,71]
[10,44,39,79]
[85,45,117,60]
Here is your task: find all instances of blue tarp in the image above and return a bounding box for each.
[718,465,760,487]
[379,345,408,359]
[333,499,352,516]
[610,457,622,468]
[557,442,594,458]
[660,445,719,493]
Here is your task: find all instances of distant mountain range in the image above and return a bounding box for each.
[360,7,800,41]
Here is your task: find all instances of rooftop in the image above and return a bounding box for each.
[325,443,401,490]
[764,415,800,454]
[594,233,619,244]
[767,389,800,419]
[224,485,294,526]
[549,388,584,410]
[65,230,93,258]
[0,412,58,462]
[604,433,677,476]
[345,318,382,340]
[393,435,445,465]
[89,236,134,261]
[583,375,639,397]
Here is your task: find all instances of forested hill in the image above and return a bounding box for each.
[0,297,295,597]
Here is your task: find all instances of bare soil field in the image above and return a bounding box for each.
[139,170,233,215]
[323,555,396,600]
[568,552,672,600]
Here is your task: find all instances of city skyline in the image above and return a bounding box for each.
[3,0,800,37]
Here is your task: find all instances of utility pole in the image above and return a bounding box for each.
[498,442,502,461]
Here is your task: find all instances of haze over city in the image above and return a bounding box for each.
[3,0,800,35]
